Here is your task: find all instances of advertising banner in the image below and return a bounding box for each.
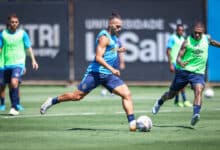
[207,0,220,82]
[74,0,205,81]
[0,1,69,80]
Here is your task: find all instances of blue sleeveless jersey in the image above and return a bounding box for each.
[86,30,120,74]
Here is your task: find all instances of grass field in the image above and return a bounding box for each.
[0,85,220,150]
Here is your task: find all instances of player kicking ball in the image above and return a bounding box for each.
[40,12,136,131]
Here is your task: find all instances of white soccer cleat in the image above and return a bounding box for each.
[40,98,53,115]
[129,120,137,132]
[152,100,161,115]
[9,108,19,116]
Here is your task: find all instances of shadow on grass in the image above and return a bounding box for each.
[67,128,119,132]
[153,124,195,130]
[0,114,12,116]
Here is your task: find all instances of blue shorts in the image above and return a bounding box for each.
[0,69,5,86]
[78,72,124,93]
[170,70,205,91]
[4,67,23,84]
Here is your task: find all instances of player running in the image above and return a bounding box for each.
[166,24,192,107]
[152,22,220,126]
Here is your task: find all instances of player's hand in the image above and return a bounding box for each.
[112,68,120,76]
[32,62,39,70]
[169,64,175,73]
[179,61,188,68]
[118,47,126,52]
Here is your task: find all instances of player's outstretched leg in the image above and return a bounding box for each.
[152,91,177,114]
[40,97,53,114]
[152,99,161,114]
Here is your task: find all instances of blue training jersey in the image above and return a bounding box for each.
[86,30,120,74]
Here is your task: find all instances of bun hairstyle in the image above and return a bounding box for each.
[109,12,121,21]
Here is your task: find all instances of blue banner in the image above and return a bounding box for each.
[207,0,220,82]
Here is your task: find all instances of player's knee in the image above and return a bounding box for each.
[71,91,85,101]
[122,90,132,100]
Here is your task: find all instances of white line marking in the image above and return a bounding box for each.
[1,108,220,119]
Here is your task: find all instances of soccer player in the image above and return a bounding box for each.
[40,12,137,131]
[0,14,39,115]
[166,24,192,107]
[152,22,220,126]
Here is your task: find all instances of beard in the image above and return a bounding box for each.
[109,26,119,37]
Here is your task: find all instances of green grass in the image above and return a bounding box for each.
[0,85,220,150]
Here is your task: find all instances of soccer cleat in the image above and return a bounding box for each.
[129,120,136,132]
[174,102,184,107]
[9,108,19,116]
[183,101,192,107]
[0,105,6,111]
[16,104,24,111]
[152,100,161,115]
[191,114,200,126]
[40,98,53,115]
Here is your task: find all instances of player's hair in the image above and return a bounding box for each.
[7,13,19,22]
[176,24,183,29]
[194,21,204,29]
[108,12,121,21]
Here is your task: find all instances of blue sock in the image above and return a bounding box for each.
[127,114,135,123]
[9,88,19,109]
[52,97,59,105]
[174,95,179,103]
[181,92,186,101]
[193,105,201,115]
[158,99,164,105]
[0,97,5,105]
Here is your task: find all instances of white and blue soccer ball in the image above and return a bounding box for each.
[136,115,153,132]
[204,88,214,98]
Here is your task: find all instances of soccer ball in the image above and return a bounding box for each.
[204,88,214,98]
[136,115,153,132]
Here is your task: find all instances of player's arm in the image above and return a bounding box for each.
[23,31,39,70]
[117,40,126,70]
[166,36,175,72]
[95,35,120,76]
[208,35,220,47]
[176,41,188,67]
[0,32,3,53]
[166,48,175,73]
[119,52,125,70]
[27,47,39,70]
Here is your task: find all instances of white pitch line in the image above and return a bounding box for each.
[1,112,97,119]
[1,108,220,119]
